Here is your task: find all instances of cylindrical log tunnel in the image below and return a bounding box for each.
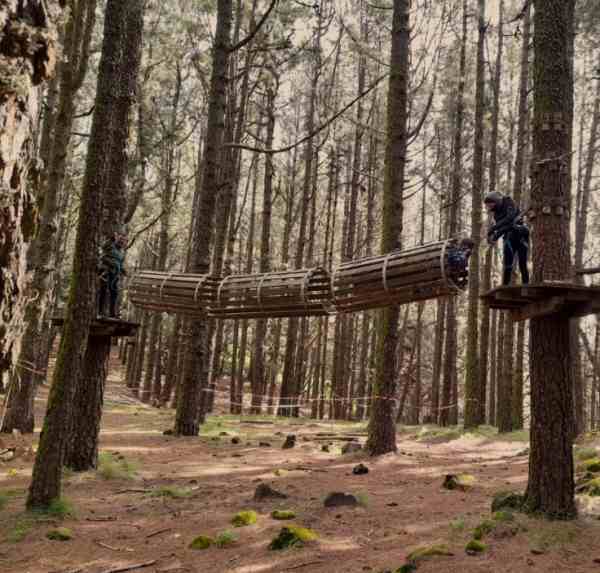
[331,239,468,313]
[128,271,221,316]
[127,239,470,318]
[209,267,332,319]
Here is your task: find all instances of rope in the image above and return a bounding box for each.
[257,273,268,310]
[382,251,395,302]
[158,272,176,300]
[193,275,206,302]
[300,268,311,308]
[216,275,234,307]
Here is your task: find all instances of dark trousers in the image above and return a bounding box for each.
[98,273,119,317]
[503,229,529,286]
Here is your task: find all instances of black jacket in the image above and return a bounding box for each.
[489,196,524,239]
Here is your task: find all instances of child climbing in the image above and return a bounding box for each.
[484,191,529,286]
[98,231,127,318]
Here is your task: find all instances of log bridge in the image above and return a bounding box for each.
[129,239,469,318]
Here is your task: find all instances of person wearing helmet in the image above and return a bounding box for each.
[98,231,127,318]
[483,192,529,286]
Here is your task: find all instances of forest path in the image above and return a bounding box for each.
[1,354,600,573]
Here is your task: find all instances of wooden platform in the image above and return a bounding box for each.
[51,316,140,337]
[481,283,600,321]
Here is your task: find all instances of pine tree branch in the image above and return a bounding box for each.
[225,73,388,155]
[230,0,278,53]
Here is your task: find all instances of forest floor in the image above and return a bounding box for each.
[2,354,600,573]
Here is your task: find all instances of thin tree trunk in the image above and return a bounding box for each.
[366,0,409,455]
[464,0,486,429]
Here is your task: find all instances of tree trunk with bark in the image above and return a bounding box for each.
[175,0,233,436]
[524,0,576,519]
[0,0,62,383]
[366,0,409,456]
[2,0,96,434]
[464,0,486,429]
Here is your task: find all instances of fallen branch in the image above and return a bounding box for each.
[99,560,157,573]
[114,489,149,495]
[285,562,324,571]
[94,540,133,552]
[146,527,172,539]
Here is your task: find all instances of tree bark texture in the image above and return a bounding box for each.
[366,0,409,456]
[524,0,576,519]
[175,0,232,436]
[0,0,62,380]
[27,0,143,504]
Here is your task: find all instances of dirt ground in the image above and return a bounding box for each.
[1,353,600,573]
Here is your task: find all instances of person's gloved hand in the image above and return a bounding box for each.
[487,230,497,245]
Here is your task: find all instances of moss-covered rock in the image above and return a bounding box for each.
[46,527,72,541]
[406,543,453,564]
[232,510,258,527]
[189,535,214,550]
[491,491,524,513]
[268,525,318,550]
[465,539,486,555]
[395,565,417,573]
[271,510,296,520]
[443,474,475,491]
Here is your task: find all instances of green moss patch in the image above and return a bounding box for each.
[215,530,237,547]
[149,486,192,499]
[491,491,524,513]
[269,526,318,550]
[580,458,600,473]
[443,474,475,491]
[46,527,72,541]
[575,447,598,462]
[577,477,600,496]
[473,519,495,540]
[406,543,453,564]
[232,510,258,527]
[97,452,138,480]
[271,510,296,520]
[189,535,214,550]
[465,539,486,554]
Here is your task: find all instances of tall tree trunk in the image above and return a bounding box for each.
[2,0,96,434]
[64,0,143,471]
[27,0,143,507]
[464,0,486,429]
[440,0,467,427]
[175,0,233,436]
[524,0,576,519]
[0,1,62,379]
[366,0,409,456]
[479,0,505,426]
[508,1,532,432]
[572,57,600,436]
[252,81,278,414]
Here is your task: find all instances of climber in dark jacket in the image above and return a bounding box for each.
[484,191,530,286]
[98,232,127,318]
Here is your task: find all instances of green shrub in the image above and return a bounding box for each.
[189,535,214,550]
[232,510,258,527]
[46,527,73,541]
[97,453,138,480]
[269,526,318,550]
[215,530,237,548]
[465,539,486,554]
[149,486,192,499]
